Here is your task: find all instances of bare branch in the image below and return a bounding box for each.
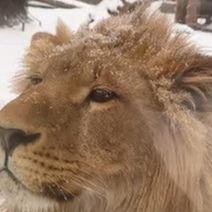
[75,0,102,5]
[29,0,79,9]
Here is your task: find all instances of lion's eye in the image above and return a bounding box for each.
[27,76,42,85]
[89,89,117,103]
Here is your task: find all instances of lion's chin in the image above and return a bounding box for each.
[0,171,68,212]
[0,171,102,212]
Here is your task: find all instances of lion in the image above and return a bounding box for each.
[0,5,212,212]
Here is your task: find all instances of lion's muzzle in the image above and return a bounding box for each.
[0,127,40,167]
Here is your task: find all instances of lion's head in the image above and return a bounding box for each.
[0,7,212,212]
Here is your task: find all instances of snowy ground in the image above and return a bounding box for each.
[1,1,212,109]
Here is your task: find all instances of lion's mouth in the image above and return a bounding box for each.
[0,167,21,184]
[0,168,76,202]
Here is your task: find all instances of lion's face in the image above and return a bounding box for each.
[1,9,212,212]
[0,19,156,212]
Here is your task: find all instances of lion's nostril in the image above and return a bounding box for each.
[0,127,40,156]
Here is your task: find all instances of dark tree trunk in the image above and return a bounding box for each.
[0,0,27,26]
[175,0,200,27]
[175,0,188,24]
[186,0,199,28]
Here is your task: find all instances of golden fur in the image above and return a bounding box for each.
[0,6,212,212]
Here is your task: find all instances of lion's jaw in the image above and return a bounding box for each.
[0,171,61,212]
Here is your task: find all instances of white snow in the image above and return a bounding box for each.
[0,2,212,109]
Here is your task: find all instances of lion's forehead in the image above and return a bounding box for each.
[39,40,142,82]
[34,30,191,83]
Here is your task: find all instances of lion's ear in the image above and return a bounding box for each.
[55,19,72,44]
[30,19,71,46]
[26,20,71,59]
[30,32,59,48]
[173,55,212,111]
[12,20,72,94]
[22,32,58,76]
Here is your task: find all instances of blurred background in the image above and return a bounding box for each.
[1,0,212,30]
[0,0,212,108]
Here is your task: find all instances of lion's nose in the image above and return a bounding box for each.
[0,127,40,156]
